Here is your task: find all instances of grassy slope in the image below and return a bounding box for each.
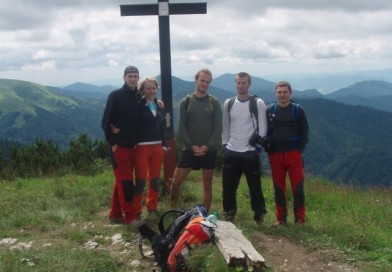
[0,79,78,116]
[0,171,391,271]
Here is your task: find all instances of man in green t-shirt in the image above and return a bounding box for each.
[170,68,222,211]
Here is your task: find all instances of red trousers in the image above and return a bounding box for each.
[109,146,138,224]
[268,150,305,223]
[133,144,164,215]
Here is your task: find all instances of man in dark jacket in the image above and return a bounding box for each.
[266,80,309,226]
[101,65,142,225]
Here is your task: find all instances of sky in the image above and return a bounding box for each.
[1,0,392,87]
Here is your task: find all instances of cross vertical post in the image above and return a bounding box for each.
[120,0,207,192]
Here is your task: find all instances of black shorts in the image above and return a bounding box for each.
[177,149,217,170]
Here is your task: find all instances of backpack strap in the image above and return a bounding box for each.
[227,95,259,133]
[208,94,215,110]
[291,103,300,128]
[185,94,214,111]
[184,95,191,111]
[158,209,186,234]
[268,102,279,133]
[227,97,236,113]
[249,95,259,134]
[268,102,301,140]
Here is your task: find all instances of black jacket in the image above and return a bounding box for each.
[101,84,141,147]
[138,98,167,147]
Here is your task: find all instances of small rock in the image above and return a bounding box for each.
[111,233,123,245]
[0,238,17,245]
[10,242,33,251]
[21,258,36,267]
[84,241,99,249]
[130,260,140,267]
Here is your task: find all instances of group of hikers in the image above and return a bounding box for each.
[101,65,309,228]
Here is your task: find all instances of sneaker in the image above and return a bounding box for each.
[295,219,305,226]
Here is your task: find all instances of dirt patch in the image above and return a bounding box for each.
[254,233,359,272]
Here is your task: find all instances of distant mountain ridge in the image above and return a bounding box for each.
[63,82,115,94]
[1,77,392,186]
[326,80,392,98]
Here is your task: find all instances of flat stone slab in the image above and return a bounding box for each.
[214,220,265,271]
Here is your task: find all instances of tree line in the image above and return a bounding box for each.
[0,134,109,179]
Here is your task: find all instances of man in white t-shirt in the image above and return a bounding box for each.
[221,72,268,225]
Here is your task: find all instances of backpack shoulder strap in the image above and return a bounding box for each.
[227,97,236,124]
[291,102,300,122]
[208,94,215,109]
[227,97,236,114]
[267,103,279,132]
[250,95,259,134]
[184,94,192,111]
[290,102,301,130]
[250,95,259,120]
[158,208,186,234]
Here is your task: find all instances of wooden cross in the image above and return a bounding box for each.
[120,0,207,189]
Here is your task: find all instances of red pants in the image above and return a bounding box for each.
[133,144,164,215]
[268,150,305,223]
[109,146,138,224]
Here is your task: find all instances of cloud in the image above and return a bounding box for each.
[1,0,392,85]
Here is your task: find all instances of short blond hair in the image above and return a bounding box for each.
[139,77,158,94]
[195,68,212,81]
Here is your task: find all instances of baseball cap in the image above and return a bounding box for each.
[124,65,139,76]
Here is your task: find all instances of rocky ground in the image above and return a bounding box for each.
[1,221,360,271]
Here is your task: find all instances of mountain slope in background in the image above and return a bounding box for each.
[0,79,77,117]
[326,80,392,98]
[271,68,392,94]
[210,73,276,93]
[299,98,392,186]
[1,77,392,186]
[324,80,392,112]
[0,79,104,148]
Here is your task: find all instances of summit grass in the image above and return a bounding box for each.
[0,170,391,271]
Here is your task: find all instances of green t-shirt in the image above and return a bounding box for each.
[178,94,222,150]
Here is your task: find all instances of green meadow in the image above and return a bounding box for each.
[0,170,391,271]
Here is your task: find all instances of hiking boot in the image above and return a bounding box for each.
[254,214,265,225]
[295,219,305,226]
[222,210,235,222]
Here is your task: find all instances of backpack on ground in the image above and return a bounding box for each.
[138,205,217,272]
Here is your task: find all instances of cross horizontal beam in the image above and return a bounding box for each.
[120,3,206,16]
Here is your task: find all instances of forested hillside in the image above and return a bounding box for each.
[1,78,391,185]
[299,99,392,186]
